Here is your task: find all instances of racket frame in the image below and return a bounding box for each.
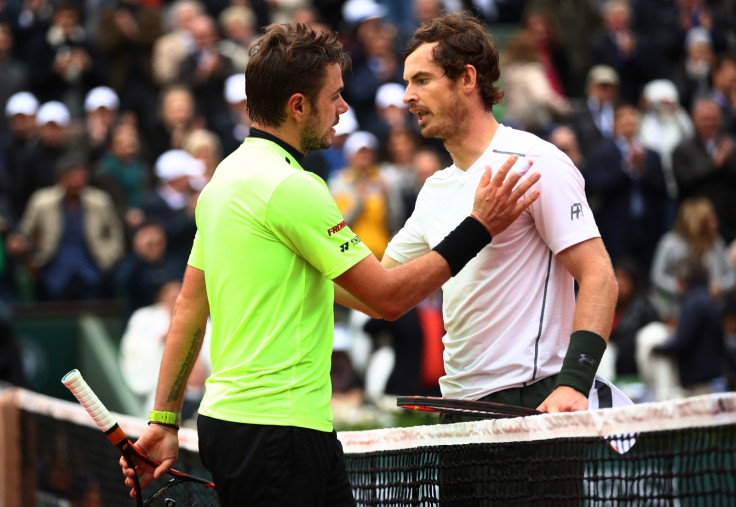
[396,395,542,419]
[61,369,214,506]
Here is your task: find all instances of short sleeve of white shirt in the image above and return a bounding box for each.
[527,144,600,254]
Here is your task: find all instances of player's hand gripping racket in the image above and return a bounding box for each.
[397,395,542,419]
[62,369,218,506]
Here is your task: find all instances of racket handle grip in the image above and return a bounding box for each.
[62,369,117,433]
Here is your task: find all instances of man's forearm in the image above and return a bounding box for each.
[153,266,210,414]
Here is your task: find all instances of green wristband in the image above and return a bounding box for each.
[555,330,607,397]
[149,409,180,426]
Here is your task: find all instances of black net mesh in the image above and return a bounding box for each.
[344,424,736,506]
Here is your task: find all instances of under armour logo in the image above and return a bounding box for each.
[570,203,584,220]
[578,354,597,369]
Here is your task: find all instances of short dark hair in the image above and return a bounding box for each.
[55,150,88,177]
[403,13,504,111]
[246,23,351,127]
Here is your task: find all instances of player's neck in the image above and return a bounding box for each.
[445,112,500,171]
[251,122,305,156]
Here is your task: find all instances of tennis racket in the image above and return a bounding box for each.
[61,369,218,507]
[397,395,541,419]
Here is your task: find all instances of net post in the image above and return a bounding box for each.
[0,388,25,507]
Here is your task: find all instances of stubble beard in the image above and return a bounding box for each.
[300,115,333,154]
[421,94,470,147]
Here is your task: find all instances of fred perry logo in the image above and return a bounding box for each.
[328,220,347,236]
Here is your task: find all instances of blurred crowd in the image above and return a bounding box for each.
[1,0,736,413]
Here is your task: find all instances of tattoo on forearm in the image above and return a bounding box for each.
[167,328,202,402]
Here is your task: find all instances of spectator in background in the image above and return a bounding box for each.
[82,86,121,163]
[28,0,107,118]
[671,27,714,111]
[609,258,661,378]
[650,197,736,323]
[217,5,257,73]
[520,4,573,98]
[548,125,586,172]
[150,0,204,88]
[341,0,402,128]
[672,97,736,243]
[16,101,72,220]
[568,65,620,160]
[588,0,649,105]
[174,14,234,127]
[0,22,29,138]
[119,278,210,421]
[329,130,392,259]
[114,221,182,322]
[94,122,149,231]
[653,257,727,398]
[95,0,163,132]
[380,127,421,232]
[523,0,602,99]
[639,79,694,216]
[11,0,55,63]
[142,149,202,272]
[6,151,125,301]
[211,73,250,156]
[586,104,669,273]
[672,0,731,55]
[148,85,204,159]
[2,91,39,224]
[366,82,414,153]
[501,29,570,133]
[705,53,736,135]
[183,128,222,182]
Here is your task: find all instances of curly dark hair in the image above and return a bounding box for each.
[403,13,504,111]
[246,23,351,127]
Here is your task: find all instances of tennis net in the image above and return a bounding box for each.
[2,387,735,506]
[339,392,736,506]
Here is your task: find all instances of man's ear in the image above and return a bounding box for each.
[287,93,308,121]
[461,64,478,96]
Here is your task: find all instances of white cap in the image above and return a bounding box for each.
[685,27,712,49]
[643,79,679,104]
[334,107,358,137]
[342,0,387,25]
[36,101,71,126]
[5,91,39,117]
[587,65,620,86]
[84,86,120,113]
[224,74,247,104]
[343,130,379,160]
[155,149,206,181]
[375,82,407,109]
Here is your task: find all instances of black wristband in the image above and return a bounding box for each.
[555,330,607,397]
[148,420,180,430]
[432,216,492,276]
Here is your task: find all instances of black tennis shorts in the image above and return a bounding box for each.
[198,415,356,507]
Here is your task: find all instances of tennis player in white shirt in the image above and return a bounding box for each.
[338,13,628,418]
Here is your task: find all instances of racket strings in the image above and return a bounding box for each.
[144,478,219,506]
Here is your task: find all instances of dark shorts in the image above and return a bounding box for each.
[197,415,356,507]
[439,375,558,425]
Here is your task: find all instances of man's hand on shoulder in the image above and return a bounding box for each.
[471,155,541,236]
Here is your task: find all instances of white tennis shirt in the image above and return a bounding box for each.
[385,125,601,399]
